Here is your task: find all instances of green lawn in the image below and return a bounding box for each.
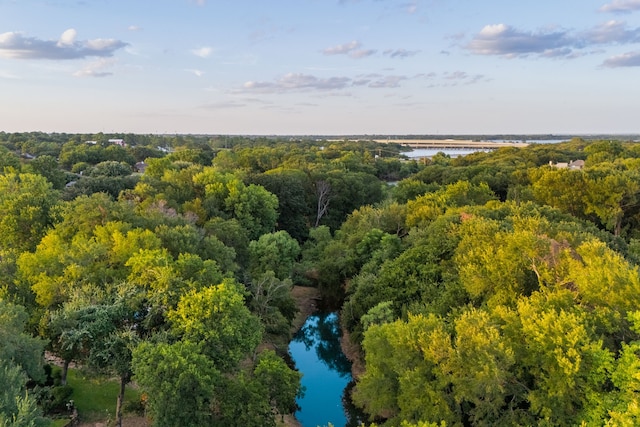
[66,369,142,422]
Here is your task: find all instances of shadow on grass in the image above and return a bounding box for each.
[66,369,143,422]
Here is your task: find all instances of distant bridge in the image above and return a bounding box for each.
[374,139,529,149]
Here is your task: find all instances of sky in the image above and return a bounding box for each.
[1,0,640,135]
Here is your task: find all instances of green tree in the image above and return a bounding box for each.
[0,300,46,383]
[0,361,48,427]
[132,341,220,427]
[0,172,58,254]
[253,350,302,420]
[248,230,301,280]
[26,155,66,189]
[247,271,297,334]
[168,281,263,370]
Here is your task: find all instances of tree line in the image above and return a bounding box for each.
[2,133,640,426]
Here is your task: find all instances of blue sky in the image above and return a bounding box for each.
[1,0,639,135]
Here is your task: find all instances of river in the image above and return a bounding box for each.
[404,139,569,159]
[289,312,363,427]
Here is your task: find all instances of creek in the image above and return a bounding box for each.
[289,311,364,427]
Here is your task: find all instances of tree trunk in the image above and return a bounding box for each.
[115,375,126,427]
[315,180,330,227]
[61,359,70,386]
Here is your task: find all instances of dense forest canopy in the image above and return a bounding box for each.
[1,132,640,426]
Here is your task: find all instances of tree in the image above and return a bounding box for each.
[168,281,263,370]
[0,300,46,383]
[26,155,66,189]
[314,180,331,227]
[583,169,640,236]
[253,350,302,420]
[0,172,58,254]
[247,271,297,334]
[132,341,220,427]
[226,182,279,241]
[252,169,312,241]
[0,360,48,427]
[248,230,301,280]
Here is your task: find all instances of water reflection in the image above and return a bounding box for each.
[294,312,352,376]
[289,312,363,427]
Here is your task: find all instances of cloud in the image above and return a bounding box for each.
[128,25,142,31]
[602,50,640,66]
[368,75,408,88]
[58,28,77,46]
[242,73,352,93]
[467,24,571,57]
[581,20,640,43]
[186,69,205,77]
[441,71,487,85]
[73,58,116,78]
[600,0,640,13]
[0,29,127,60]
[467,21,640,59]
[323,40,376,58]
[404,1,418,14]
[383,48,420,58]
[191,46,213,58]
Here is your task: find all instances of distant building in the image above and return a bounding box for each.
[134,162,148,173]
[108,139,126,147]
[85,140,98,145]
[549,160,585,170]
[569,159,585,170]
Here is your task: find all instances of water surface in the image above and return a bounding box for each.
[289,312,355,427]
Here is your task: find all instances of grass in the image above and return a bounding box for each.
[66,368,143,422]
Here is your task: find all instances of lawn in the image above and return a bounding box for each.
[66,369,143,422]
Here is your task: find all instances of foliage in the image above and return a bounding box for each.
[133,341,219,427]
[0,299,46,382]
[0,361,48,427]
[168,281,263,370]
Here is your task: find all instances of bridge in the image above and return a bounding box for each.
[374,139,529,149]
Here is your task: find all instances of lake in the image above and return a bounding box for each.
[289,312,363,427]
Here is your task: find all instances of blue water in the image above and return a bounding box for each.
[289,312,354,427]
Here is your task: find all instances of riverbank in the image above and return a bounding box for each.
[290,285,321,333]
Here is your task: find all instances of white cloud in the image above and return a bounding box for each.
[405,1,418,14]
[600,0,640,13]
[467,21,640,59]
[0,30,127,60]
[383,48,420,58]
[368,75,408,88]
[128,25,142,31]
[468,24,571,57]
[243,73,352,93]
[191,46,213,58]
[323,40,361,55]
[186,69,205,77]
[323,40,376,58]
[238,69,480,95]
[582,20,640,44]
[57,29,77,46]
[73,58,116,78]
[602,50,640,66]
